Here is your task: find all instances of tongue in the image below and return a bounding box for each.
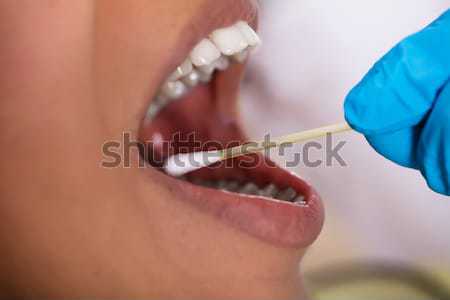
[139,64,292,186]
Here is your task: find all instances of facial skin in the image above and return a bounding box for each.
[0,1,310,299]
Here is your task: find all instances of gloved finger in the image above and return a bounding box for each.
[344,9,450,136]
[417,82,450,195]
[365,126,421,169]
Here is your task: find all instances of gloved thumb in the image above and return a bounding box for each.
[344,9,450,136]
[417,81,450,195]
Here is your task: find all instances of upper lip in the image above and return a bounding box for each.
[139,0,325,249]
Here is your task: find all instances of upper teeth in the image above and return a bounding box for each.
[235,21,262,47]
[147,21,261,119]
[168,58,193,82]
[190,39,221,67]
[210,25,249,56]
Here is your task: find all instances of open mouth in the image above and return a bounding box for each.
[139,12,324,248]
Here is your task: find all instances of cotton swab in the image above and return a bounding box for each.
[164,122,352,177]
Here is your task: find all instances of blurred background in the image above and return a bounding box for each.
[241,1,450,298]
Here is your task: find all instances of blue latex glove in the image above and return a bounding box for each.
[344,9,450,195]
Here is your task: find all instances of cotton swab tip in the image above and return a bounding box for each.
[163,150,224,177]
[163,122,352,177]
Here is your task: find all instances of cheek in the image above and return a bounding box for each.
[93,0,204,130]
[0,1,99,180]
[1,1,94,108]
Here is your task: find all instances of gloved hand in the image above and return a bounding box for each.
[344,9,450,195]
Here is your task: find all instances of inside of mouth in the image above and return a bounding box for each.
[181,157,307,205]
[140,66,308,206]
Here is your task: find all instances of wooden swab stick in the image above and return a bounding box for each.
[164,122,352,177]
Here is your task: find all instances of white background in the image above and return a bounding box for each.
[241,0,450,270]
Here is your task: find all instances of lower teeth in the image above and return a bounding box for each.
[185,178,307,205]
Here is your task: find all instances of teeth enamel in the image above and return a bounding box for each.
[147,21,261,121]
[235,21,261,48]
[198,55,231,76]
[190,39,221,67]
[217,180,228,189]
[146,94,169,118]
[260,183,279,198]
[185,178,307,205]
[210,24,248,56]
[182,70,200,87]
[239,182,259,195]
[168,59,193,81]
[276,188,297,202]
[198,63,216,75]
[294,195,307,205]
[198,71,212,83]
[232,49,249,63]
[161,81,188,100]
[225,181,240,192]
[214,56,230,71]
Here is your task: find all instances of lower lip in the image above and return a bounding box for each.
[141,63,324,248]
[162,162,324,249]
